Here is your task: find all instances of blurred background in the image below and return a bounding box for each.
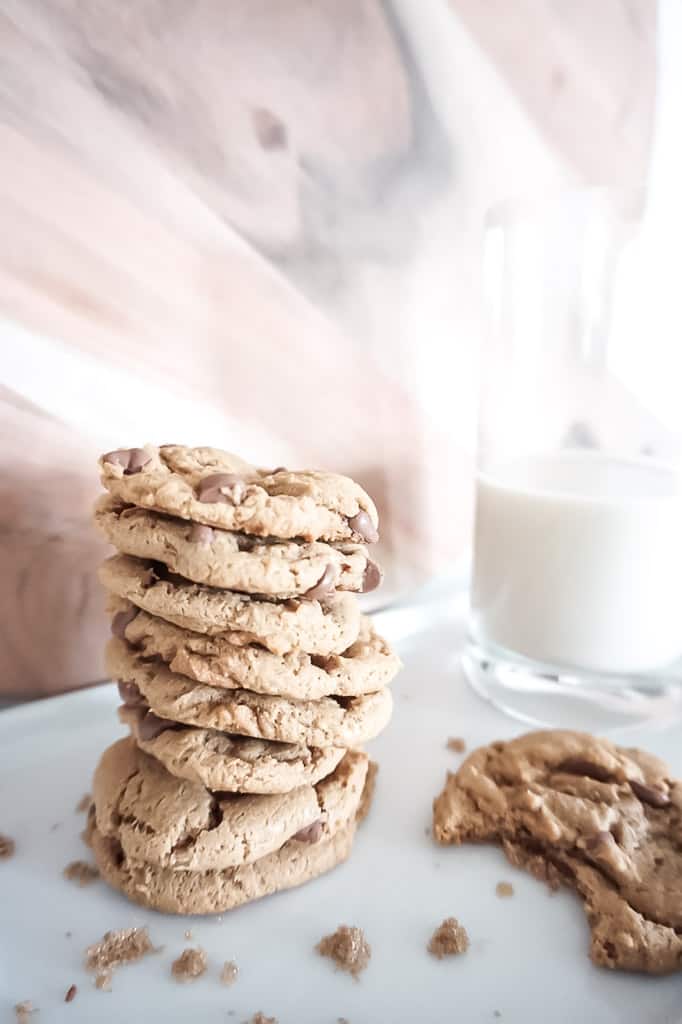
[0,0,679,698]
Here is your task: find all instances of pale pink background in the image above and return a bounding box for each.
[0,0,657,695]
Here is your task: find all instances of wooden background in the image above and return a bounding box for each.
[0,0,657,696]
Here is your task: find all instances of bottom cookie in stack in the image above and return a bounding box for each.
[88,738,370,914]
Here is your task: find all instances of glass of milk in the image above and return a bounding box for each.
[463,190,682,729]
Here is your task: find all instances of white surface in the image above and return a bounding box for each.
[473,453,682,673]
[2,595,682,1024]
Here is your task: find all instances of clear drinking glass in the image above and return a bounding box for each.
[462,189,682,730]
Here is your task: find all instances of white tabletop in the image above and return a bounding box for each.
[1,591,681,1023]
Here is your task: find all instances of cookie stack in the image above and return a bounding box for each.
[88,445,399,914]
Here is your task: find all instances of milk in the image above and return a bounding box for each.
[471,452,682,674]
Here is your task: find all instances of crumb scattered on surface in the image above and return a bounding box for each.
[63,860,100,886]
[50,823,61,831]
[337,1019,350,1023]
[64,984,77,1003]
[171,947,207,982]
[428,917,469,958]
[184,929,192,940]
[220,960,239,986]
[493,1012,502,1019]
[81,806,96,848]
[0,833,16,858]
[14,1002,36,1022]
[356,761,378,824]
[317,925,371,979]
[75,794,91,813]
[243,1014,277,1024]
[94,971,112,992]
[496,881,514,898]
[446,737,466,754]
[424,825,432,837]
[65,932,72,939]
[85,927,155,972]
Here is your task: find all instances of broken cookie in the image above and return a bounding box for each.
[433,729,682,974]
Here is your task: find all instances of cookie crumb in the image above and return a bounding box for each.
[75,794,91,813]
[63,860,100,886]
[496,881,514,898]
[65,932,72,939]
[184,929,192,940]
[220,960,239,986]
[428,917,469,958]
[446,737,466,754]
[171,947,207,982]
[94,971,112,992]
[50,823,61,831]
[338,1019,350,1023]
[64,984,77,1003]
[0,833,16,858]
[494,1013,502,1019]
[424,825,432,837]
[81,806,96,848]
[356,761,378,824]
[243,1014,277,1024]
[14,1002,36,1022]
[317,925,371,979]
[85,927,155,971]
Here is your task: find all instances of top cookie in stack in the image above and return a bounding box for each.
[89,444,399,914]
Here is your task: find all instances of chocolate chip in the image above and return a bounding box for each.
[117,681,144,706]
[556,758,613,783]
[303,564,337,601]
[348,511,379,544]
[271,466,287,474]
[584,830,613,851]
[629,779,670,808]
[188,523,214,545]
[196,473,246,505]
[138,710,176,741]
[102,447,151,475]
[111,606,139,638]
[361,558,382,593]
[64,984,77,1003]
[293,820,323,843]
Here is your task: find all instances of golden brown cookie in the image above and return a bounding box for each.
[95,496,380,598]
[92,737,367,871]
[433,730,682,975]
[115,603,400,699]
[99,555,361,656]
[108,637,393,748]
[119,703,345,794]
[98,445,378,543]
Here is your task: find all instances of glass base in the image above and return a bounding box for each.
[462,638,682,733]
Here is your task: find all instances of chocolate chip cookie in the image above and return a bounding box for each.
[115,604,400,700]
[95,497,381,597]
[99,445,379,543]
[93,737,367,871]
[119,704,345,793]
[100,555,361,655]
[433,730,682,974]
[108,637,393,748]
